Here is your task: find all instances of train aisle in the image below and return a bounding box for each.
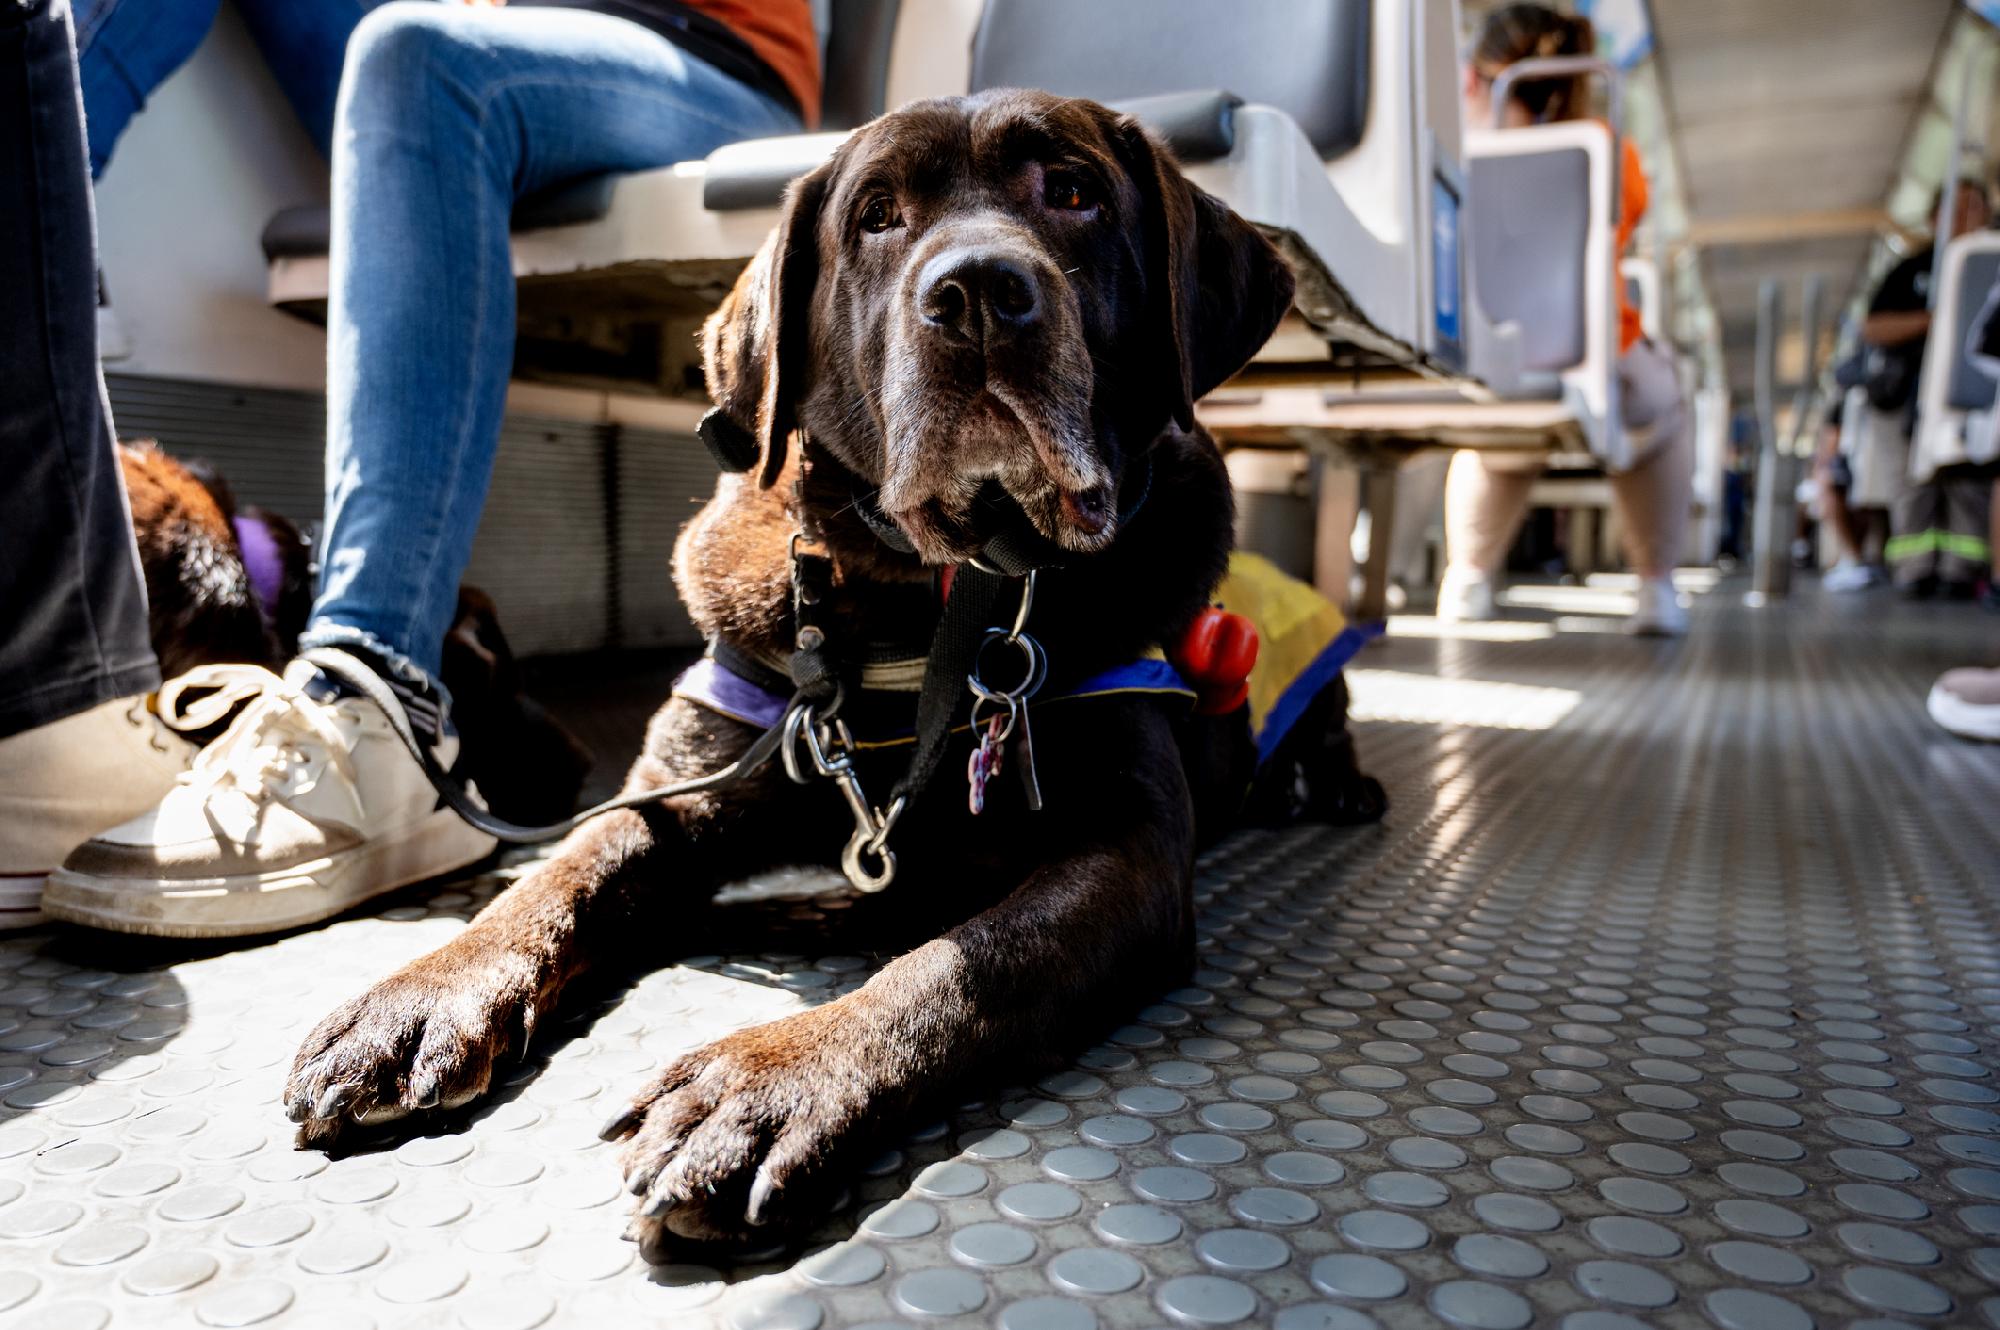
[0,576,1996,1329]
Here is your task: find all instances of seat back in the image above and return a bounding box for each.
[821,0,903,131]
[1946,247,2000,410]
[1469,146,1591,372]
[1911,232,2000,481]
[1463,120,1620,461]
[968,0,1371,159]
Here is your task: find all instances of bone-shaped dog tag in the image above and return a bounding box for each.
[968,713,1006,815]
[1014,702,1043,812]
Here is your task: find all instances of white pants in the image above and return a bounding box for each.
[1445,337,1693,580]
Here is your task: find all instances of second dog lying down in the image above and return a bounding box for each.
[282,89,1382,1252]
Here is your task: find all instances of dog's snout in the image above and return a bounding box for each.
[918,250,1042,347]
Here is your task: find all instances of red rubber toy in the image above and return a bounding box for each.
[1172,607,1259,715]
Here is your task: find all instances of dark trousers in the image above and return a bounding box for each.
[1888,464,1996,589]
[0,0,157,740]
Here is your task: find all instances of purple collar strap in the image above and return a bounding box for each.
[672,656,791,731]
[232,515,285,626]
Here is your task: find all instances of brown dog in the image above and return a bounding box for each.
[283,90,1379,1253]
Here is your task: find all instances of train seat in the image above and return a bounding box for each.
[1202,103,1626,469]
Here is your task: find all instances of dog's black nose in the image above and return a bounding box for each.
[919,251,1042,347]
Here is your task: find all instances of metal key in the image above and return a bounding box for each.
[1013,698,1043,811]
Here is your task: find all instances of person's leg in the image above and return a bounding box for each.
[232,0,399,161]
[0,0,158,735]
[46,2,802,938]
[303,2,801,692]
[1443,450,1538,577]
[70,0,222,177]
[0,0,197,927]
[1888,478,1943,594]
[1607,408,1693,581]
[1820,476,1863,564]
[1437,450,1537,621]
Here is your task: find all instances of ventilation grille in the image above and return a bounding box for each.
[105,375,716,657]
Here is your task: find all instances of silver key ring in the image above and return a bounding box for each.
[969,629,1047,705]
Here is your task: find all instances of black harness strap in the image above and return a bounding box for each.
[890,564,1008,808]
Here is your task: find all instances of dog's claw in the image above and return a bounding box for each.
[406,1073,441,1110]
[745,1169,776,1226]
[312,1083,355,1120]
[641,1184,684,1219]
[600,1106,642,1142]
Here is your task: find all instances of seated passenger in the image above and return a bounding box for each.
[39,0,816,937]
[1437,3,1694,636]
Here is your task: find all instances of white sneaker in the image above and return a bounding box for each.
[43,660,496,938]
[1436,567,1498,623]
[1928,667,2000,741]
[0,696,200,929]
[1822,560,1883,593]
[1625,576,1690,637]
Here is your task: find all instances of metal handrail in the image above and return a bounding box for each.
[1489,55,1626,224]
[1749,279,1788,604]
[1786,274,1826,456]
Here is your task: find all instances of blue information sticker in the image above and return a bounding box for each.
[1431,174,1464,371]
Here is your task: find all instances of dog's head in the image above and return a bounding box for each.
[703,89,1293,564]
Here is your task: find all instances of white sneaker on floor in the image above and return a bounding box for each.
[1928,667,2000,741]
[1822,560,1883,593]
[1626,576,1690,637]
[0,695,200,929]
[43,659,496,938]
[1436,568,1498,623]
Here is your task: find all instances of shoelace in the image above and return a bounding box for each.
[157,664,361,813]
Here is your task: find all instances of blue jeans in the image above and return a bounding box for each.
[299,3,799,689]
[0,0,158,737]
[73,0,382,175]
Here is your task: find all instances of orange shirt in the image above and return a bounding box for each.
[690,0,821,127]
[1616,136,1649,353]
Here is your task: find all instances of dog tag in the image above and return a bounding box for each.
[968,713,1007,815]
[1014,701,1043,812]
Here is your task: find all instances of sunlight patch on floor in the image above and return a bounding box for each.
[1499,583,1640,616]
[1386,617,1556,642]
[1347,668,1583,731]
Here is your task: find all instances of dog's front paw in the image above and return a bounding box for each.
[1314,770,1388,825]
[284,937,541,1148]
[604,1008,881,1253]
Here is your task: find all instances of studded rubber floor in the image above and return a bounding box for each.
[2,575,1998,1330]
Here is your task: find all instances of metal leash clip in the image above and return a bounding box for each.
[966,571,1047,813]
[782,704,904,893]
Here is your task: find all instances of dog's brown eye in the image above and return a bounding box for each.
[1044,171,1096,212]
[860,196,902,234]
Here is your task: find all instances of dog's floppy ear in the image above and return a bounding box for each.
[701,164,831,488]
[1113,116,1296,432]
